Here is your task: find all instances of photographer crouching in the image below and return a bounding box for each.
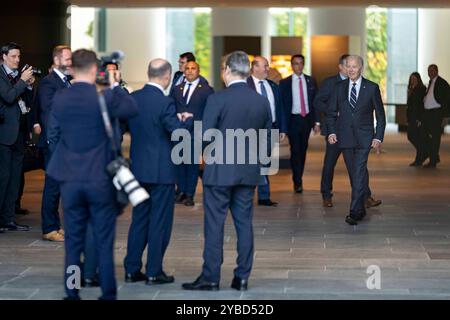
[46,49,138,300]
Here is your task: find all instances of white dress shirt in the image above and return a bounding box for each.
[424,77,441,110]
[227,79,247,87]
[252,76,276,122]
[182,77,200,105]
[348,76,362,102]
[291,73,310,115]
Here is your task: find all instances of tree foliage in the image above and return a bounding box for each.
[194,12,211,81]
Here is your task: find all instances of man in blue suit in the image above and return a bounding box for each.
[315,54,381,209]
[124,58,193,285]
[47,49,138,300]
[182,51,272,291]
[0,42,35,232]
[33,45,72,242]
[247,56,286,206]
[279,54,320,193]
[327,55,386,226]
[171,61,214,206]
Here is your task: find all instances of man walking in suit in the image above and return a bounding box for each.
[124,59,193,285]
[279,54,320,193]
[247,56,286,206]
[182,51,272,291]
[171,61,214,206]
[422,64,450,168]
[327,55,386,226]
[0,42,35,232]
[34,45,72,242]
[47,49,138,300]
[315,54,381,208]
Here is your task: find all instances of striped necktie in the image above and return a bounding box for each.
[349,82,357,109]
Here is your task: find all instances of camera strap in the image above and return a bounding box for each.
[97,92,120,158]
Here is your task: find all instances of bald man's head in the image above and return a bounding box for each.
[147,58,172,89]
[251,56,269,80]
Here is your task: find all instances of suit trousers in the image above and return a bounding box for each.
[41,147,61,234]
[124,183,174,277]
[342,148,371,218]
[407,122,425,163]
[177,163,200,197]
[202,185,255,283]
[0,132,24,225]
[288,114,312,186]
[422,109,443,165]
[83,221,97,279]
[60,180,118,300]
[257,175,271,200]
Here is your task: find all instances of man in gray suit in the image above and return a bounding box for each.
[327,55,386,226]
[182,51,272,291]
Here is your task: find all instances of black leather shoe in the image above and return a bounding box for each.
[231,277,248,291]
[63,296,81,300]
[294,184,303,193]
[182,275,219,291]
[125,271,147,283]
[183,196,195,206]
[345,215,358,226]
[0,222,30,231]
[15,208,30,215]
[175,193,187,204]
[424,162,437,168]
[146,272,174,285]
[81,277,100,287]
[409,161,422,167]
[258,199,278,206]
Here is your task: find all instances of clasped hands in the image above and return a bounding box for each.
[177,112,193,122]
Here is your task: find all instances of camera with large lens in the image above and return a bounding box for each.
[106,157,149,207]
[22,64,42,77]
[96,50,125,86]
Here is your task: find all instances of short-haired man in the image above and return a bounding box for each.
[47,49,138,300]
[169,52,196,94]
[0,42,35,232]
[34,45,72,242]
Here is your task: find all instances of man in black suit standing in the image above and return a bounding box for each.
[315,54,381,209]
[171,61,214,206]
[327,55,386,226]
[247,56,286,206]
[279,54,320,193]
[169,52,196,95]
[182,51,272,291]
[0,42,35,232]
[33,45,72,242]
[422,64,450,168]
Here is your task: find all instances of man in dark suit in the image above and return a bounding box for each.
[182,51,272,291]
[169,52,196,95]
[46,49,138,300]
[0,42,35,232]
[247,56,286,206]
[124,59,193,285]
[422,64,450,168]
[33,45,72,242]
[279,54,320,193]
[315,54,381,209]
[327,55,386,226]
[171,61,214,206]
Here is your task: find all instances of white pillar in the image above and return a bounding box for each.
[106,8,167,91]
[418,9,450,82]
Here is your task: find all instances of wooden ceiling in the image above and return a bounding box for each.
[70,0,450,8]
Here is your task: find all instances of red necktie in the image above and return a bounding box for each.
[299,76,307,117]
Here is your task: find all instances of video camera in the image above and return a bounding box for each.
[96,50,125,86]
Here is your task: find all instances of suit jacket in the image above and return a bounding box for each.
[246,76,287,133]
[428,76,450,117]
[171,77,214,126]
[326,77,386,149]
[0,65,34,145]
[129,84,193,185]
[279,73,318,128]
[46,83,138,182]
[406,85,426,123]
[202,82,273,187]
[314,74,345,136]
[34,71,68,147]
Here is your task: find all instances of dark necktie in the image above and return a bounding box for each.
[183,82,192,105]
[63,76,71,88]
[7,73,19,85]
[349,82,357,109]
[259,80,268,98]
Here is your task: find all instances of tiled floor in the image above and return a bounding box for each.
[1,132,449,300]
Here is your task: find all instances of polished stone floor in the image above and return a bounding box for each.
[1,132,449,300]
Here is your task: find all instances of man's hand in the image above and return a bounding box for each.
[108,70,121,87]
[20,66,33,83]
[313,124,321,135]
[33,124,42,135]
[328,134,337,144]
[27,76,35,86]
[279,133,286,142]
[181,112,193,122]
[371,139,381,149]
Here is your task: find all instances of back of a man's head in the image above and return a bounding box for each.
[72,49,97,73]
[225,51,250,79]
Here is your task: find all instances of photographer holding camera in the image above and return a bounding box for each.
[46,49,138,300]
[0,42,35,232]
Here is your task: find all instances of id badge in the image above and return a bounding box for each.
[18,99,29,114]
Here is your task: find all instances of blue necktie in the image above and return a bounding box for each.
[63,76,71,88]
[259,80,268,98]
[349,82,357,109]
[183,82,192,105]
